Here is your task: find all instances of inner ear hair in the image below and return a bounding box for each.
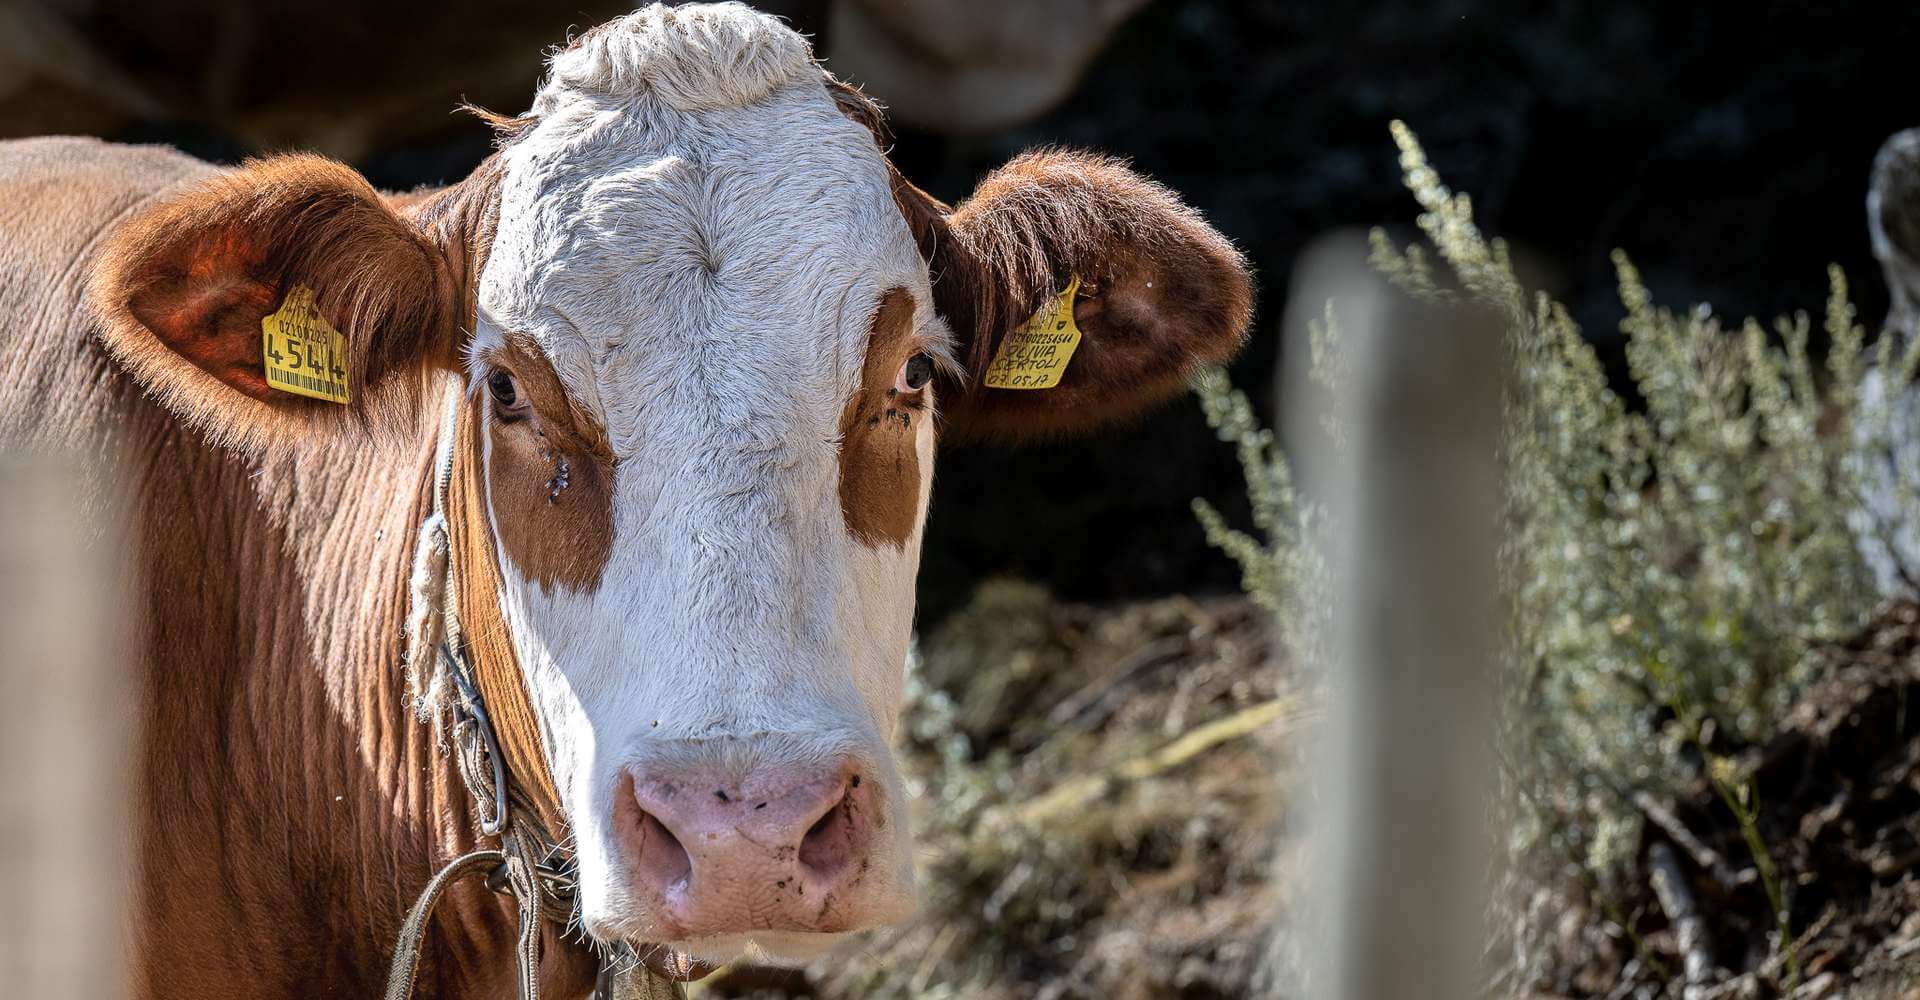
[89,154,470,452]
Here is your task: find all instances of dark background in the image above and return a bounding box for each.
[10,0,1915,622]
[911,0,1915,618]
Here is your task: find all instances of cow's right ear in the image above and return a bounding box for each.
[892,152,1252,442]
[89,154,466,447]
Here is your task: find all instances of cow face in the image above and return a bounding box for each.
[467,11,948,956]
[91,1,1249,967]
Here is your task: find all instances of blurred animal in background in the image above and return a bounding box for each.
[824,0,1150,132]
[1851,128,1920,598]
[0,0,1147,154]
[0,3,1247,997]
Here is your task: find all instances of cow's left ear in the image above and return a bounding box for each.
[88,153,469,449]
[899,150,1253,442]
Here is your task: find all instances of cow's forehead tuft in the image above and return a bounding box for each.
[535,2,816,117]
[474,76,931,460]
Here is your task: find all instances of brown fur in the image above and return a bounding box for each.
[827,74,1255,442]
[2,136,595,999]
[400,152,509,301]
[838,287,926,547]
[452,398,573,839]
[475,332,618,594]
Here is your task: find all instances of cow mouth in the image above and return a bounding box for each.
[604,927,851,980]
[631,944,717,982]
[648,929,852,968]
[591,920,857,973]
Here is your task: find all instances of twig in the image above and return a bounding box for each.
[1633,791,1756,891]
[1602,959,1645,1000]
[1046,635,1191,728]
[1648,841,1715,994]
[908,924,959,996]
[1693,973,1752,1000]
[987,695,1301,832]
[1756,908,1835,987]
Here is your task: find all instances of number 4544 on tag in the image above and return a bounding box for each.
[261,285,351,404]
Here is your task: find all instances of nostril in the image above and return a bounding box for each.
[798,779,862,879]
[636,808,693,893]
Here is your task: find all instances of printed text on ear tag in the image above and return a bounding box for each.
[983,275,1082,390]
[261,285,350,404]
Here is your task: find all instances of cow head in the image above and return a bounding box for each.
[89,2,1249,966]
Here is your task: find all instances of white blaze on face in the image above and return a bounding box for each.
[469,3,943,958]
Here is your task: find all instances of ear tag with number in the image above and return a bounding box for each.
[261,285,350,404]
[983,275,1082,390]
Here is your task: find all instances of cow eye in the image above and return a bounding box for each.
[487,369,526,417]
[895,353,935,394]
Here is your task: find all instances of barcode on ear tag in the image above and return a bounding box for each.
[983,275,1082,390]
[261,285,350,404]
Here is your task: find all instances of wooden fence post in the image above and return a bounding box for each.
[1288,233,1504,1000]
[0,451,131,1000]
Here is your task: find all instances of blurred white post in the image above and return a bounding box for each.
[1289,233,1503,1000]
[0,451,130,999]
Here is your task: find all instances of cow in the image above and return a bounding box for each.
[0,4,1250,997]
[1854,128,1920,599]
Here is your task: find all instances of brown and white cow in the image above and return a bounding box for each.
[0,4,1249,996]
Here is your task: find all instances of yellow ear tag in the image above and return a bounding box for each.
[261,285,350,404]
[983,275,1082,390]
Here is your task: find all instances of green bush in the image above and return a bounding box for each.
[1191,362,1330,668]
[1196,121,1920,989]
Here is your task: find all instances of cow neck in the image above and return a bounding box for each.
[118,391,584,999]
